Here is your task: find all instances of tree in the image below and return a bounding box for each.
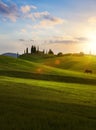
[57,52,63,56]
[31,45,34,54]
[31,45,37,54]
[48,49,54,55]
[42,49,45,54]
[33,46,36,53]
[37,46,39,53]
[26,48,28,54]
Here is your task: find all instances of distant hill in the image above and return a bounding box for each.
[2,53,18,58]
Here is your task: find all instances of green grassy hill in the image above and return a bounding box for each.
[0,55,96,129]
[1,55,96,85]
[19,54,96,73]
[0,76,96,130]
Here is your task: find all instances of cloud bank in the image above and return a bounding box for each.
[0,1,18,21]
[0,0,65,29]
[48,37,88,44]
[21,5,37,14]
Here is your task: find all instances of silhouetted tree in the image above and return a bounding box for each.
[31,45,34,54]
[37,46,39,53]
[43,49,45,54]
[31,45,37,53]
[34,46,36,53]
[26,48,28,54]
[57,52,63,56]
[48,49,54,55]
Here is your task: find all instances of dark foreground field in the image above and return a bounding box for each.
[0,55,96,130]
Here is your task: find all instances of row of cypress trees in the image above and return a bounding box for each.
[24,45,39,54]
[24,45,54,55]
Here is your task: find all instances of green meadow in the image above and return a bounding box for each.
[0,55,96,129]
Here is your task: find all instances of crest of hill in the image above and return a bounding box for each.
[0,55,76,76]
[1,55,96,85]
[19,54,96,74]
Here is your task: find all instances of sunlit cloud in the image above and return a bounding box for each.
[26,11,65,25]
[27,11,50,21]
[20,29,27,33]
[1,0,96,54]
[0,0,19,22]
[49,40,77,44]
[33,11,49,19]
[21,5,37,14]
[33,17,65,29]
[75,37,89,42]
[48,36,88,45]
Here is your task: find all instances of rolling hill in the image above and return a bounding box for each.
[0,55,96,129]
[1,55,96,84]
[19,54,96,73]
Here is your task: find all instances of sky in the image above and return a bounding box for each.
[0,0,96,54]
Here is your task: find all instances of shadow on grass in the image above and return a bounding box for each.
[0,96,96,130]
[0,70,96,85]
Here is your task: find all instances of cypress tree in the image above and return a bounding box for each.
[48,49,54,55]
[31,45,34,54]
[26,48,28,54]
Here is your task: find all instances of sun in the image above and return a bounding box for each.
[85,32,96,54]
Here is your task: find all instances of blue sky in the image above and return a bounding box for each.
[0,0,96,54]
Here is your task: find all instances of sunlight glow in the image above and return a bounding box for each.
[85,32,96,54]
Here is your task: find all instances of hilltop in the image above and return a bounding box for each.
[19,53,96,73]
[0,55,96,85]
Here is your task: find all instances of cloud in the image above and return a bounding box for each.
[18,39,34,42]
[19,39,25,42]
[0,1,65,26]
[27,11,50,20]
[33,18,64,29]
[0,1,19,22]
[49,40,77,44]
[31,12,65,28]
[48,36,88,44]
[75,37,88,42]
[21,5,37,14]
[30,39,34,42]
[20,29,27,33]
[42,17,64,25]
[33,11,50,19]
[27,11,64,23]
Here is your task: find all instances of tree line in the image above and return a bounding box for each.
[24,45,54,55]
[23,45,85,56]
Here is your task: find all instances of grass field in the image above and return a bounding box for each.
[0,55,96,129]
[20,54,96,73]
